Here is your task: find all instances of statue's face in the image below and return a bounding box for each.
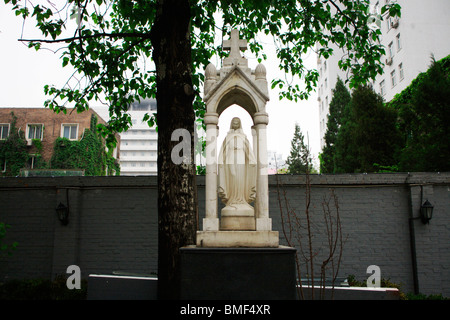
[231,118,241,129]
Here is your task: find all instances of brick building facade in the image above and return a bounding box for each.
[0,107,119,173]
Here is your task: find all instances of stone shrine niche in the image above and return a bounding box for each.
[196,29,279,248]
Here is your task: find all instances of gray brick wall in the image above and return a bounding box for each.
[0,173,449,297]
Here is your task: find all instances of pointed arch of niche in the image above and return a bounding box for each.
[216,86,258,119]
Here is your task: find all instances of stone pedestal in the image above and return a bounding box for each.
[196,230,279,248]
[180,246,297,300]
[220,203,256,230]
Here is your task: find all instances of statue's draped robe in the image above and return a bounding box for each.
[218,127,257,209]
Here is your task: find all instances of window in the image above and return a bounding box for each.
[325,78,328,89]
[27,124,43,140]
[1,159,6,172]
[396,33,401,51]
[380,80,386,96]
[324,61,327,71]
[391,70,397,87]
[388,42,394,58]
[399,63,404,81]
[62,124,78,140]
[0,124,9,140]
[27,155,37,169]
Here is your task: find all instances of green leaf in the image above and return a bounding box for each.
[62,57,69,67]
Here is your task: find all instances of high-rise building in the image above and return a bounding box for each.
[119,99,158,176]
[317,0,450,150]
[93,98,157,176]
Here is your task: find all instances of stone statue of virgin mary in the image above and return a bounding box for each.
[218,117,257,230]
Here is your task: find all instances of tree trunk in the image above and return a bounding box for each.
[150,0,197,299]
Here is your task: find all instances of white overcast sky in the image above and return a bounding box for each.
[0,2,321,165]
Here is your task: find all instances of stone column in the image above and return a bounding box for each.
[251,125,258,160]
[251,125,258,215]
[203,113,220,231]
[253,112,271,231]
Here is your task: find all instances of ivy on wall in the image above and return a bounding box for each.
[0,112,28,176]
[1,113,119,176]
[51,115,120,176]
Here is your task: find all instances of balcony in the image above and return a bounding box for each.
[120,142,157,151]
[120,154,157,161]
[121,134,156,140]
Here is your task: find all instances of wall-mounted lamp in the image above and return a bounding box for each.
[420,199,433,224]
[56,202,69,226]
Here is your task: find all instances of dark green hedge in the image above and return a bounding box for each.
[0,276,87,300]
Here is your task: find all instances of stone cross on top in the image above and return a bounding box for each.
[223,29,248,67]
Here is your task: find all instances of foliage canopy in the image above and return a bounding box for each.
[390,55,450,172]
[321,54,450,174]
[333,85,401,173]
[5,0,400,145]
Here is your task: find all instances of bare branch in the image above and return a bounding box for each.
[18,32,151,44]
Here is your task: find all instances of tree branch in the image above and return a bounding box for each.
[327,0,364,39]
[18,32,151,43]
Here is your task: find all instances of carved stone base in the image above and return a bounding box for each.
[220,203,256,230]
[220,216,255,230]
[196,230,279,248]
